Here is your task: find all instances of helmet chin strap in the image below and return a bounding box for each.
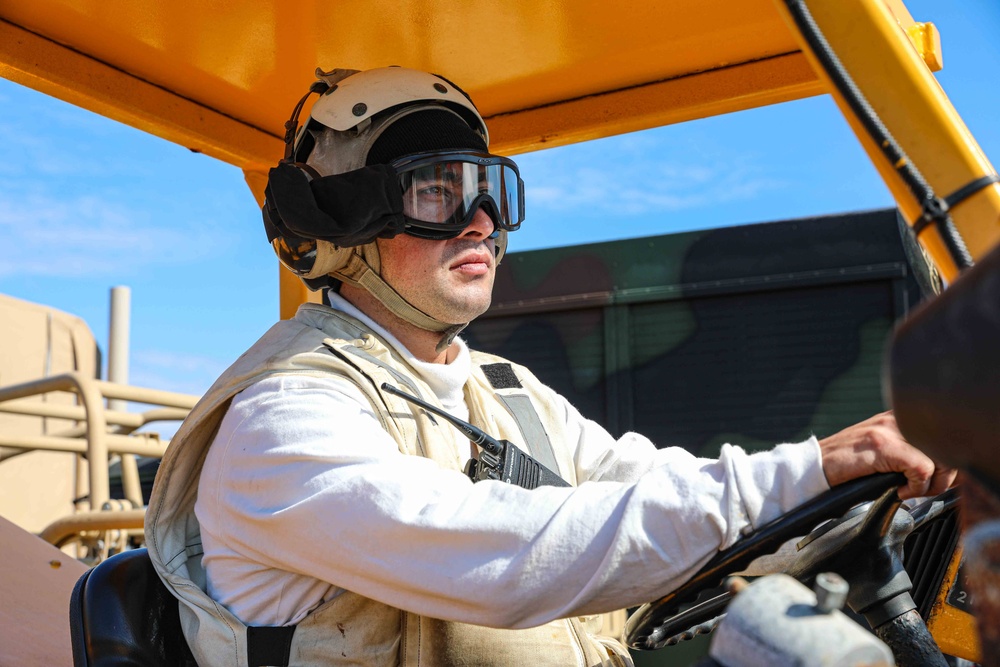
[323,228,505,356]
[332,251,469,354]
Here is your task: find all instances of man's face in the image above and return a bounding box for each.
[375,205,497,326]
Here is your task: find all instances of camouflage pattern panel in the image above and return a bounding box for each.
[465,208,937,458]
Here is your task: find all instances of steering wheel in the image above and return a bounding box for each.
[624,472,908,650]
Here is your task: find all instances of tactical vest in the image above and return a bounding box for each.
[146,304,631,667]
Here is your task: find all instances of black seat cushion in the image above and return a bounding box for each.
[70,548,197,666]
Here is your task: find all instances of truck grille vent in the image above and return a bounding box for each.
[903,507,960,618]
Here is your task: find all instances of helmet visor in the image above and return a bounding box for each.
[392,151,524,240]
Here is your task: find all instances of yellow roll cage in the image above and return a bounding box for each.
[1,0,997,313]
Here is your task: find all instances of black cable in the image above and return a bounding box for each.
[783,0,975,272]
[281,81,330,161]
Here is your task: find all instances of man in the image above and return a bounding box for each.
[146,67,953,667]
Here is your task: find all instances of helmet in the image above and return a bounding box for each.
[261,67,521,344]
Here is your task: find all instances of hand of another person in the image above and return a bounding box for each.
[818,411,956,500]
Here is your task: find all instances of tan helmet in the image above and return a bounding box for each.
[262,66,512,346]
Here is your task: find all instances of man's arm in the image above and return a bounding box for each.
[559,382,953,501]
[196,375,826,629]
[197,376,952,630]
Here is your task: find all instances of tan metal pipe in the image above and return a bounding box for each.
[0,373,110,508]
[0,432,168,458]
[0,401,188,427]
[94,380,199,409]
[120,453,144,508]
[107,285,131,414]
[0,373,197,508]
[39,508,146,547]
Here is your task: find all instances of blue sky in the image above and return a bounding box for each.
[1,0,997,406]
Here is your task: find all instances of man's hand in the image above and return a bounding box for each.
[819,411,956,500]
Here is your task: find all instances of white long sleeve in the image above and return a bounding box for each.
[195,300,829,629]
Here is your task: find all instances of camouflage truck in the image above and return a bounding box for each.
[468,207,965,664]
[467,208,937,457]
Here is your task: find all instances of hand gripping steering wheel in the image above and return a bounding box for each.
[624,472,909,651]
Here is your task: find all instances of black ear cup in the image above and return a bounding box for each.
[262,161,406,251]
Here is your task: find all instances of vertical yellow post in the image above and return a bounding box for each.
[771,0,1000,282]
[243,168,322,320]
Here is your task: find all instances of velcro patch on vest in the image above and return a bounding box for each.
[481,363,522,389]
[247,625,296,667]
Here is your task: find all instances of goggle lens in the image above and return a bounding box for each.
[393,152,524,239]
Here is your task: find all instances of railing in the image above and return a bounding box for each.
[0,372,198,549]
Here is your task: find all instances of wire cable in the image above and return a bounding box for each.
[783,0,975,272]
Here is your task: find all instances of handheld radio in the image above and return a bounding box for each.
[381,383,570,489]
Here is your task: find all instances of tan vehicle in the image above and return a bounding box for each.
[0,1,996,665]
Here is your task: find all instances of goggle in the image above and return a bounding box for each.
[390,151,525,240]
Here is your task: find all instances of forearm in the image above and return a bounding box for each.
[566,393,829,529]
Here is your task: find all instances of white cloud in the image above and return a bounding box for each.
[0,189,215,278]
[133,349,226,376]
[523,155,782,217]
[518,134,784,219]
[129,349,226,398]
[0,124,150,179]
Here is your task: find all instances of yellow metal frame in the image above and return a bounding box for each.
[771,0,1000,283]
[259,0,1000,313]
[6,0,996,305]
[925,545,981,661]
[0,19,283,170]
[480,53,822,156]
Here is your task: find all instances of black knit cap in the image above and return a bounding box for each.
[366,108,487,166]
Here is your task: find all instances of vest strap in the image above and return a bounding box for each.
[482,363,561,475]
[247,625,297,667]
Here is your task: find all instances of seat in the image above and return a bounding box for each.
[69,547,197,666]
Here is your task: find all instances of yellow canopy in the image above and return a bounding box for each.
[1,0,835,168]
[1,0,997,291]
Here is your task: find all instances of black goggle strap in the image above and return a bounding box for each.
[282,81,331,161]
[402,221,500,241]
